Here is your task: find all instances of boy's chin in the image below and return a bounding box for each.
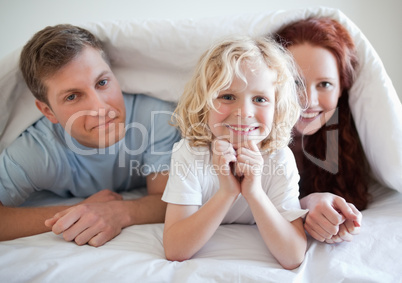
[229,136,263,147]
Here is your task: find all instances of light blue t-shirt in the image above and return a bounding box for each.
[0,93,181,206]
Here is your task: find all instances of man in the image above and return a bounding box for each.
[0,24,180,246]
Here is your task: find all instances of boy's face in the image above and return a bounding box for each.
[36,46,126,148]
[208,61,276,148]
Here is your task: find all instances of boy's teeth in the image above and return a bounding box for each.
[227,125,256,132]
[301,112,319,118]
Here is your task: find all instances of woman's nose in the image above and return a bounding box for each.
[307,88,319,107]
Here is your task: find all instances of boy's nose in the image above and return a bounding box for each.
[236,103,254,118]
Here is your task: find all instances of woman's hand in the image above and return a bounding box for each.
[300,192,362,243]
[324,203,361,243]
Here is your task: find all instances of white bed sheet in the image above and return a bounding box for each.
[1,183,401,283]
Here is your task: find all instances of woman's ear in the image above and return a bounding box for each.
[35,100,58,124]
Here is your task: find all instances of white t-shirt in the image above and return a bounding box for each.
[162,139,308,224]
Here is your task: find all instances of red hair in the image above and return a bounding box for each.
[275,18,370,210]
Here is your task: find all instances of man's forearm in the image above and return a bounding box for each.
[122,194,167,227]
[0,204,70,241]
[0,193,167,243]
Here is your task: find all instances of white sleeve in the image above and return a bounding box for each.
[162,140,203,206]
[263,147,308,222]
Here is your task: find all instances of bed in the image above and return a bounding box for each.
[1,7,401,283]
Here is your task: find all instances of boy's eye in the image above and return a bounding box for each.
[253,96,267,103]
[98,79,108,87]
[66,94,77,101]
[219,94,235,100]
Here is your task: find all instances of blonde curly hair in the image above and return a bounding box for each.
[173,35,303,154]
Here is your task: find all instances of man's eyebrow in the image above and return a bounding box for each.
[56,70,110,97]
[57,88,80,98]
[96,70,110,81]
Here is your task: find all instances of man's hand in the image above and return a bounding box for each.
[44,190,124,246]
[44,200,127,247]
[45,173,169,247]
[300,192,362,243]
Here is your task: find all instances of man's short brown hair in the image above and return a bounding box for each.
[19,24,109,104]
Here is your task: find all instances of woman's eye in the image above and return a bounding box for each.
[98,79,108,87]
[66,94,77,101]
[319,81,332,88]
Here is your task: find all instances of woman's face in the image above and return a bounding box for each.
[288,43,341,136]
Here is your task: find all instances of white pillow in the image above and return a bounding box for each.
[0,7,401,191]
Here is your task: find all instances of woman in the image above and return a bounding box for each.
[275,18,370,244]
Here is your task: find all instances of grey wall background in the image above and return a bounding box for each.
[1,0,401,100]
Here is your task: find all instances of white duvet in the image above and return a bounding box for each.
[0,183,401,282]
[0,6,401,283]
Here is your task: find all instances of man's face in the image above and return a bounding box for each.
[36,46,126,148]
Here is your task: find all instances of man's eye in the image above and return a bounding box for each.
[98,79,108,87]
[66,94,77,101]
